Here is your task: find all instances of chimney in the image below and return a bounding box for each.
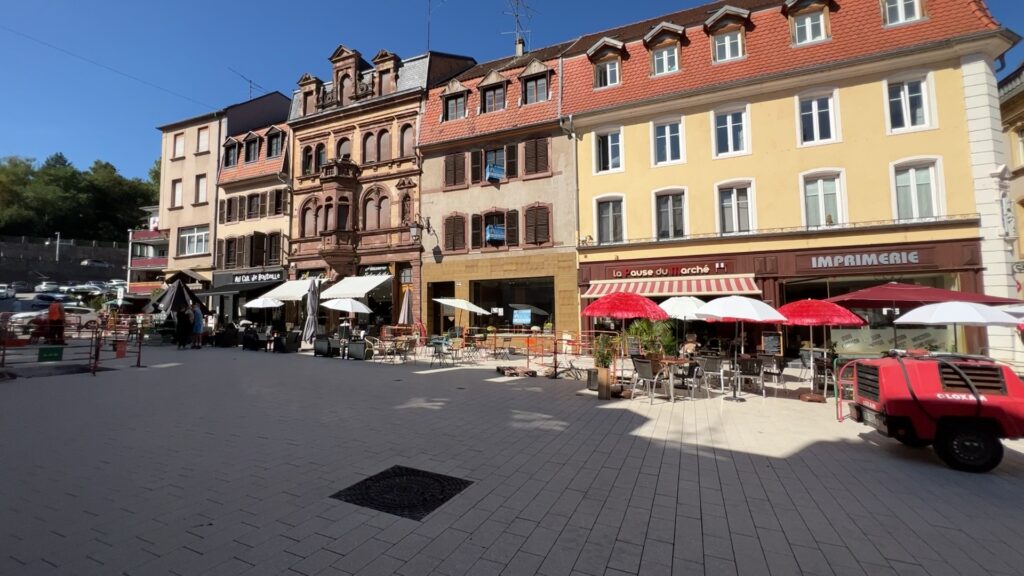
[515,37,525,57]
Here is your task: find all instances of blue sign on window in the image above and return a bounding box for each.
[485,225,505,243]
[512,309,531,325]
[485,163,505,181]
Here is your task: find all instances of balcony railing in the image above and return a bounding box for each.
[578,213,981,248]
[128,281,163,295]
[320,159,361,181]
[131,229,167,242]
[130,256,168,268]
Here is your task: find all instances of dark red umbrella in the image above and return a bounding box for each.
[777,299,866,327]
[582,292,668,320]
[826,282,1019,308]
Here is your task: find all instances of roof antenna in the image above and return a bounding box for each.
[228,67,269,100]
[502,0,535,56]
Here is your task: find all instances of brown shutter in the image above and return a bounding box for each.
[470,150,482,184]
[251,232,266,266]
[239,197,247,221]
[536,138,549,173]
[471,214,482,249]
[444,216,455,251]
[238,236,249,268]
[525,207,538,244]
[444,154,455,187]
[216,239,225,269]
[505,144,518,178]
[453,215,466,250]
[260,192,268,218]
[218,200,226,224]
[454,153,466,185]
[506,210,519,246]
[536,206,550,244]
[524,139,537,174]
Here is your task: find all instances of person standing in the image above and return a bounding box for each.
[46,300,66,345]
[175,305,191,350]
[191,302,204,349]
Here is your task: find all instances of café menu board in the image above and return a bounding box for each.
[761,331,782,356]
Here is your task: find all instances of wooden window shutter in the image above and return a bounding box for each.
[218,200,226,224]
[444,216,456,251]
[454,153,466,185]
[505,144,518,178]
[536,138,549,173]
[536,206,550,244]
[453,215,466,249]
[216,239,225,269]
[524,139,537,174]
[251,232,266,266]
[238,197,246,222]
[470,150,482,184]
[506,210,519,246]
[524,206,538,244]
[239,235,249,268]
[259,192,268,218]
[471,214,483,249]
[444,154,455,187]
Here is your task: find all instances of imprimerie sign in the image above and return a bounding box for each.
[810,250,920,269]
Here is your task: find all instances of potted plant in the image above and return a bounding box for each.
[592,334,615,399]
[625,319,672,373]
[543,320,553,334]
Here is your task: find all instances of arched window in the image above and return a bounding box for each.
[314,207,323,234]
[338,198,350,230]
[323,200,334,233]
[400,194,412,223]
[378,196,391,229]
[400,124,414,157]
[363,197,377,230]
[362,133,375,164]
[339,75,352,106]
[302,205,315,237]
[377,130,391,162]
[302,146,313,175]
[336,138,351,161]
[315,144,326,172]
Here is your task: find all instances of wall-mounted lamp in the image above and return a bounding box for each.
[409,215,432,242]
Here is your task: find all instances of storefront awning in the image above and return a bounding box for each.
[582,274,760,299]
[258,279,322,302]
[194,280,282,297]
[321,275,392,300]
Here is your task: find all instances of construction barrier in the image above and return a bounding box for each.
[0,313,149,375]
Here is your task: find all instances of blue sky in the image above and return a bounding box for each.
[1,0,1021,180]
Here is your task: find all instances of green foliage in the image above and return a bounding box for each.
[0,153,158,241]
[625,319,674,357]
[593,334,616,368]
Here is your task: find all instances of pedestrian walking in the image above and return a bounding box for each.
[191,302,204,349]
[175,305,191,350]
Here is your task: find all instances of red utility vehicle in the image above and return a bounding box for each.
[844,352,1024,472]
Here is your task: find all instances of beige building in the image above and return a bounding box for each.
[418,41,580,335]
[156,93,291,292]
[1002,63,1024,268]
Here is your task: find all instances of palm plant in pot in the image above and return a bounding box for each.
[625,319,673,374]
[592,334,616,399]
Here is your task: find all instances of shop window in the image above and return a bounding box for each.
[595,129,622,173]
[799,92,836,145]
[653,119,683,165]
[596,198,623,244]
[884,0,922,26]
[655,191,685,239]
[713,106,748,157]
[336,138,352,161]
[894,161,937,221]
[718,185,752,234]
[443,215,466,251]
[887,77,929,132]
[803,173,842,227]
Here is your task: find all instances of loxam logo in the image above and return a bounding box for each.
[935,393,988,402]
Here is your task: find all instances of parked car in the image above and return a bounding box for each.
[34,281,59,293]
[29,293,68,310]
[64,306,100,329]
[107,279,127,287]
[80,259,113,268]
[69,285,104,297]
[86,280,108,288]
[0,284,15,299]
[10,281,31,293]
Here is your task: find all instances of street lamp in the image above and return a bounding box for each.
[45,231,61,262]
[409,216,432,242]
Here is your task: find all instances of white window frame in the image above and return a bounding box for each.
[595,59,620,88]
[883,71,936,135]
[195,174,207,204]
[711,104,751,159]
[793,10,827,46]
[794,88,841,148]
[196,127,209,153]
[171,179,182,207]
[652,45,678,76]
[883,0,923,26]
[177,225,210,257]
[650,116,686,166]
[650,187,688,240]
[797,168,847,228]
[172,133,185,158]
[593,127,624,174]
[889,156,945,221]
[713,30,744,63]
[714,179,756,235]
[593,193,626,245]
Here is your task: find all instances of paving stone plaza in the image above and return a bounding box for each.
[3,348,1024,576]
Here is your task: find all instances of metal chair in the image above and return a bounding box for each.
[430,342,454,368]
[674,361,709,400]
[813,357,837,397]
[737,357,765,397]
[630,357,670,404]
[701,355,726,394]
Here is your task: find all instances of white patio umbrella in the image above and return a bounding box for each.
[895,301,1020,352]
[301,279,320,344]
[397,290,413,324]
[696,295,787,402]
[243,297,283,328]
[999,303,1024,317]
[659,296,705,320]
[433,298,490,334]
[321,298,373,314]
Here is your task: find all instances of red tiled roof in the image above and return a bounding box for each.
[218,123,289,185]
[561,0,1003,116]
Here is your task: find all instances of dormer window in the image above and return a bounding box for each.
[794,11,825,44]
[714,31,743,62]
[244,139,259,163]
[267,132,283,158]
[223,142,239,167]
[595,60,620,88]
[884,0,922,26]
[482,85,505,113]
[523,76,548,104]
[444,94,466,121]
[652,46,678,76]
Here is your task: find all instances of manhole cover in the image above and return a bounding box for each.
[330,465,472,521]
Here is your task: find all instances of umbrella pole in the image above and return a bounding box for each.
[724,321,745,403]
[953,322,958,353]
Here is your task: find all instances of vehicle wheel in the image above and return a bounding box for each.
[934,424,1003,473]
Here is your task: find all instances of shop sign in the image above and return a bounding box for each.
[799,249,928,272]
[231,270,284,284]
[360,265,390,276]
[610,264,712,278]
